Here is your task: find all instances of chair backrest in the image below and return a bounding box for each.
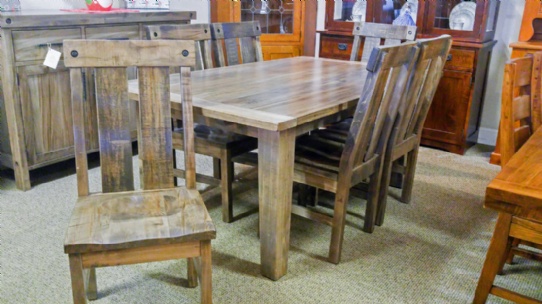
[64,39,197,196]
[393,35,453,146]
[145,23,213,71]
[210,21,264,67]
[350,22,417,63]
[342,41,419,184]
[500,52,542,166]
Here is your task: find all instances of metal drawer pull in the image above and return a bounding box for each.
[447,54,453,61]
[38,42,63,48]
[338,43,347,51]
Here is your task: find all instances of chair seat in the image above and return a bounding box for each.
[295,132,343,173]
[64,187,216,254]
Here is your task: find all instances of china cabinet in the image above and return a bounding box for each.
[210,0,309,60]
[0,10,195,190]
[319,0,500,154]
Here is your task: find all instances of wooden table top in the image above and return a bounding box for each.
[485,127,542,221]
[129,56,365,132]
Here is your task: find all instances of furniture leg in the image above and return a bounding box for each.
[401,146,419,204]
[85,268,97,300]
[220,150,234,223]
[200,241,213,304]
[329,187,350,264]
[258,128,295,280]
[473,212,513,304]
[212,158,221,180]
[363,170,381,233]
[68,254,88,304]
[375,148,394,227]
[187,258,198,288]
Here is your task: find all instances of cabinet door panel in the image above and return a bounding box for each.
[262,45,301,60]
[422,69,472,146]
[18,64,75,166]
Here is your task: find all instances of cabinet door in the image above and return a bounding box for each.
[17,64,76,167]
[212,0,305,60]
[421,69,472,154]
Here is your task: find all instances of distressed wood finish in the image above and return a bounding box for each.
[146,23,258,223]
[0,10,195,191]
[292,42,419,263]
[474,127,542,304]
[63,39,215,304]
[375,35,452,226]
[210,21,264,67]
[128,56,365,280]
[350,22,417,63]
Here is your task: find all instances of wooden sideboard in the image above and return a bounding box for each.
[0,10,195,190]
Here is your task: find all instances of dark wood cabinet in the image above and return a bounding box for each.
[319,0,499,154]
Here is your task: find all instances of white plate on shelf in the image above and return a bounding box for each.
[449,1,476,31]
[400,0,418,24]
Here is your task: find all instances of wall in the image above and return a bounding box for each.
[20,0,209,23]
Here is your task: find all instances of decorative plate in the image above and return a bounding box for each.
[400,0,418,24]
[351,0,367,22]
[449,1,476,31]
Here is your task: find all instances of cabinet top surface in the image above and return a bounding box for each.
[0,9,196,28]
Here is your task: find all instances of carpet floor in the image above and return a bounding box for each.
[1,145,541,303]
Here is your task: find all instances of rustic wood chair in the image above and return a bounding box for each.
[63,39,215,304]
[210,21,264,67]
[145,23,258,223]
[351,22,417,63]
[498,52,542,270]
[374,35,453,226]
[292,42,420,264]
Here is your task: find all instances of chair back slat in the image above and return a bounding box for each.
[211,21,264,67]
[138,67,174,190]
[398,35,453,143]
[70,68,90,196]
[145,23,213,70]
[95,67,135,193]
[350,22,417,63]
[500,52,542,166]
[64,39,196,194]
[343,42,419,173]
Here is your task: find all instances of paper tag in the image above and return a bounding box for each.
[43,47,61,69]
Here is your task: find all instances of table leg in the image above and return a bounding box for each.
[258,128,295,280]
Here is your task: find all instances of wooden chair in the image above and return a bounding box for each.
[498,52,542,270]
[63,39,215,304]
[210,21,264,67]
[145,23,258,223]
[292,42,420,264]
[350,22,417,63]
[374,35,453,226]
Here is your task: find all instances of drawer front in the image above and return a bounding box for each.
[12,28,82,62]
[85,25,140,40]
[320,35,354,61]
[444,48,476,72]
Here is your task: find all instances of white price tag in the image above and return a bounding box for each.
[43,46,61,69]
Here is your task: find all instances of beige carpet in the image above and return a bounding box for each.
[1,145,541,303]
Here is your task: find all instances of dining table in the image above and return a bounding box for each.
[129,56,366,280]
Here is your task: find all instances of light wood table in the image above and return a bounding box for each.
[129,56,365,280]
[474,127,542,303]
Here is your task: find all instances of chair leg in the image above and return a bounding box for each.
[187,258,198,288]
[400,147,419,204]
[375,149,394,227]
[504,238,521,265]
[220,150,234,223]
[199,241,213,304]
[329,187,350,264]
[473,213,513,304]
[212,158,221,180]
[68,254,88,304]
[363,171,381,233]
[85,268,97,300]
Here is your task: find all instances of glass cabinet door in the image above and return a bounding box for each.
[240,0,295,34]
[374,0,417,25]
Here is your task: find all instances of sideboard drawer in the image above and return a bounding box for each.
[444,48,476,72]
[85,25,140,40]
[12,28,82,62]
[320,35,353,61]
